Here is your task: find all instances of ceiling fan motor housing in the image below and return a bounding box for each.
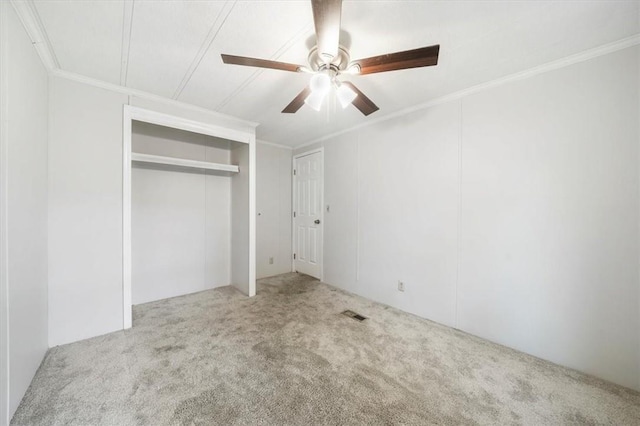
[308,46,351,73]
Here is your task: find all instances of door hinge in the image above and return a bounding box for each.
[293,211,296,218]
[293,253,296,260]
[293,169,297,175]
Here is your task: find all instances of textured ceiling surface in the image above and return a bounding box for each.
[32,0,640,146]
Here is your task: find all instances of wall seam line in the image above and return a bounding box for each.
[455,99,463,329]
[204,145,207,291]
[356,131,360,284]
[637,41,640,391]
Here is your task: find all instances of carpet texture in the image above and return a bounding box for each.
[11,273,640,425]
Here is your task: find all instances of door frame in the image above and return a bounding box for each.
[122,105,256,329]
[291,147,324,281]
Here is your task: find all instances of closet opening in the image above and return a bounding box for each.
[122,106,256,329]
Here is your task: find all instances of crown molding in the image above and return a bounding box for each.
[296,34,640,150]
[257,139,294,150]
[9,0,58,71]
[51,68,259,129]
[11,0,259,130]
[10,0,639,149]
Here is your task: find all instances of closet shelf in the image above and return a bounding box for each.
[131,153,239,173]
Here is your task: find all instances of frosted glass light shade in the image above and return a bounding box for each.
[305,90,326,111]
[310,73,331,95]
[336,83,358,108]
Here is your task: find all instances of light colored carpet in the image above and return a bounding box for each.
[11,273,640,425]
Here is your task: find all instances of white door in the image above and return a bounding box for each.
[293,151,323,279]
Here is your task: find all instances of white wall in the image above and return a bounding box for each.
[132,122,231,304]
[0,3,49,423]
[295,45,640,390]
[231,142,250,294]
[48,77,256,346]
[457,47,639,391]
[48,77,127,347]
[256,142,292,279]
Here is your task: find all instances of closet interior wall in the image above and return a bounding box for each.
[132,121,233,305]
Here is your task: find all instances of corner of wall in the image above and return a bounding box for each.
[0,2,10,424]
[4,0,51,418]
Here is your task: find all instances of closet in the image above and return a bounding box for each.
[122,105,256,328]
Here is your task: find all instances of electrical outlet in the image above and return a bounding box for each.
[398,281,405,292]
[269,257,274,265]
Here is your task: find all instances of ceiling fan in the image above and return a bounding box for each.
[221,0,439,116]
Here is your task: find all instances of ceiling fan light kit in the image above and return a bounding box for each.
[310,72,332,95]
[304,90,326,112]
[335,81,358,109]
[221,0,439,116]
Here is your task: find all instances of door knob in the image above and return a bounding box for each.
[314,219,321,224]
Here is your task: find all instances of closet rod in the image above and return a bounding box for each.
[131,152,239,173]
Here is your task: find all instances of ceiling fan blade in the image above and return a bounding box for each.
[311,0,342,61]
[341,82,379,116]
[221,54,304,73]
[351,45,440,75]
[282,87,312,113]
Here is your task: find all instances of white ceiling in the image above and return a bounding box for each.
[31,0,640,147]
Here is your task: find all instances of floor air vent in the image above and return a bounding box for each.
[342,310,367,322]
